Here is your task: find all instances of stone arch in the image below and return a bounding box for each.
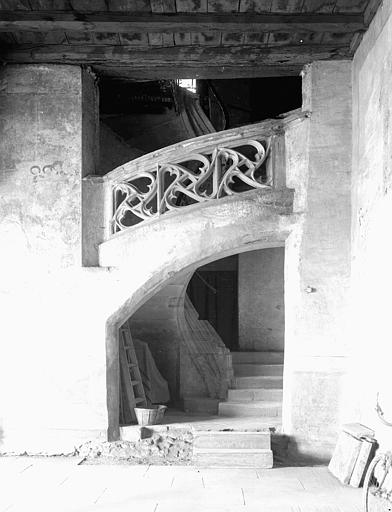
[101,188,295,439]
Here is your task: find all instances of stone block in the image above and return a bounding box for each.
[193,431,271,450]
[228,388,283,402]
[218,401,282,418]
[233,363,284,377]
[192,448,273,468]
[234,376,283,389]
[231,352,284,364]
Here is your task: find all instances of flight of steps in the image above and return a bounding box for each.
[218,351,283,419]
[192,430,273,468]
[192,352,283,468]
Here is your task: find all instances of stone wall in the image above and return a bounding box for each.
[238,247,285,352]
[348,1,392,449]
[283,61,352,461]
[0,65,109,453]
[0,62,355,460]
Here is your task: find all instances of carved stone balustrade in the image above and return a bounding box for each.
[82,108,308,266]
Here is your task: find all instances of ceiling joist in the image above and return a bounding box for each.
[1,43,350,66]
[0,43,350,78]
[0,11,366,34]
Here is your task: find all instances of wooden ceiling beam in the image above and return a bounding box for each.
[93,64,303,79]
[0,43,351,72]
[0,11,365,34]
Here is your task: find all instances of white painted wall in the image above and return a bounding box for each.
[347,0,392,450]
[283,61,352,461]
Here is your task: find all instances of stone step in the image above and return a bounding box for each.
[234,376,283,389]
[193,431,271,450]
[183,397,219,415]
[219,401,282,418]
[231,351,284,364]
[192,448,273,468]
[233,363,284,377]
[228,388,283,402]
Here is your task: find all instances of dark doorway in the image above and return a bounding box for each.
[187,255,239,351]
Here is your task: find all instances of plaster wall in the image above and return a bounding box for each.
[0,65,109,453]
[238,247,285,352]
[283,61,352,460]
[0,73,296,454]
[0,62,353,460]
[348,1,392,449]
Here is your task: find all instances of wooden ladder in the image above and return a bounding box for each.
[119,321,147,424]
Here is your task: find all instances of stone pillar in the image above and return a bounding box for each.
[0,65,107,454]
[283,61,352,461]
[238,247,285,352]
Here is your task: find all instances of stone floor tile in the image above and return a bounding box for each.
[0,458,362,512]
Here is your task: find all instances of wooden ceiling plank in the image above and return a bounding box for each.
[0,0,30,8]
[65,29,93,43]
[333,0,367,13]
[162,0,177,12]
[0,12,366,33]
[346,0,382,53]
[119,32,149,45]
[93,31,120,44]
[107,0,152,11]
[150,0,165,12]
[268,31,294,45]
[322,30,353,42]
[208,0,239,12]
[244,31,269,44]
[191,31,221,44]
[349,30,362,52]
[239,0,272,12]
[148,31,163,44]
[271,0,304,13]
[69,0,107,11]
[0,31,15,43]
[29,0,71,8]
[363,0,382,25]
[302,0,336,13]
[222,31,244,44]
[162,32,175,44]
[174,31,192,44]
[13,29,67,43]
[176,0,208,11]
[294,30,324,43]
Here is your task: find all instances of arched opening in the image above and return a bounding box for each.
[121,246,285,428]
[104,222,289,441]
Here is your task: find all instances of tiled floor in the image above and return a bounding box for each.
[0,457,362,512]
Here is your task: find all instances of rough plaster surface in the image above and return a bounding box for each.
[238,247,285,352]
[348,1,392,450]
[283,61,352,459]
[0,63,354,460]
[0,65,108,454]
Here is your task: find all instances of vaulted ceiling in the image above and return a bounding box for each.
[0,0,381,79]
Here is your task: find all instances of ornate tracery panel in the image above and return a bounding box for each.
[112,138,271,233]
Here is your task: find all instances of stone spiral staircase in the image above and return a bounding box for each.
[192,351,283,468]
[219,351,283,420]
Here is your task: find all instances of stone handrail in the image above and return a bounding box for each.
[82,108,308,265]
